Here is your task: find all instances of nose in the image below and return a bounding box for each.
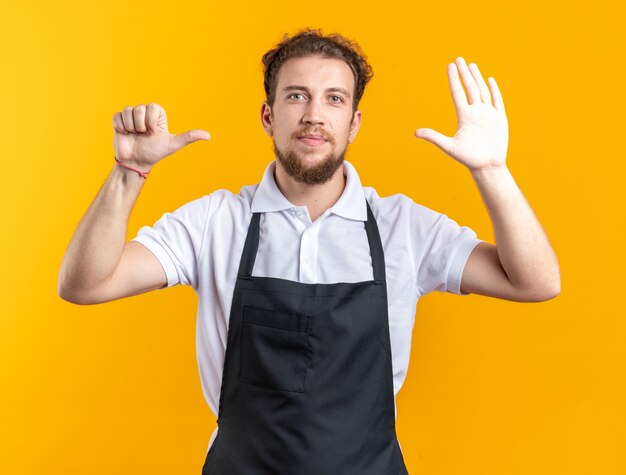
[301,99,325,126]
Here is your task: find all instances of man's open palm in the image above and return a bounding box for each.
[415,57,509,172]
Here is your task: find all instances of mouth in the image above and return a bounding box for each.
[297,135,328,146]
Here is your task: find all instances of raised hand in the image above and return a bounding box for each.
[112,103,211,173]
[415,57,509,172]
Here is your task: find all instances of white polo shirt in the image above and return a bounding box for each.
[131,159,483,451]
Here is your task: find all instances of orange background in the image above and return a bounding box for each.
[1,0,624,473]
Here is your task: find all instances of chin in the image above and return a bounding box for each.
[273,140,347,185]
[298,152,330,164]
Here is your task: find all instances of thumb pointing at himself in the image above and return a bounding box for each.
[169,129,212,155]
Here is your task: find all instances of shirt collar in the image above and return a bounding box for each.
[250,159,367,221]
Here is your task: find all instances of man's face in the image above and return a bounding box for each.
[261,55,362,185]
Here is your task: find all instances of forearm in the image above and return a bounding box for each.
[58,164,146,298]
[470,164,560,294]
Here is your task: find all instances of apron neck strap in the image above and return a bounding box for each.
[364,199,387,283]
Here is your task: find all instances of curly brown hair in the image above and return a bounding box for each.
[262,28,374,114]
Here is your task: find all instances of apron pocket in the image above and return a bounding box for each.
[239,305,310,393]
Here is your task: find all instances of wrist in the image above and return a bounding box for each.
[470,163,510,182]
[114,156,151,179]
[112,161,146,184]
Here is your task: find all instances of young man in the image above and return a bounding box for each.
[58,28,560,474]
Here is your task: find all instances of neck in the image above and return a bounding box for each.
[274,160,346,222]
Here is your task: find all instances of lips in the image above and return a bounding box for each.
[297,133,329,146]
[298,136,327,146]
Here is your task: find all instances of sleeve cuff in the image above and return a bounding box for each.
[131,235,180,288]
[447,238,484,295]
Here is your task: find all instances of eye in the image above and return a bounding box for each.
[329,95,344,103]
[288,93,305,100]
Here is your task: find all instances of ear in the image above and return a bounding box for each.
[260,101,273,137]
[347,109,362,144]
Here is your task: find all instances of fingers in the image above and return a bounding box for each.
[169,129,211,154]
[415,128,454,156]
[112,112,127,135]
[449,57,503,111]
[488,77,505,112]
[145,103,160,134]
[114,103,166,134]
[453,57,481,105]
[121,106,137,132]
[468,62,491,104]
[447,62,467,111]
[133,105,147,132]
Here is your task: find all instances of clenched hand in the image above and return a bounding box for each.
[112,102,211,173]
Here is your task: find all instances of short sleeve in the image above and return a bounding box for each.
[416,210,484,297]
[130,195,212,289]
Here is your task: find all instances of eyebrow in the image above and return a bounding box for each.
[282,85,352,99]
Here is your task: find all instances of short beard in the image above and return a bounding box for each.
[273,142,347,186]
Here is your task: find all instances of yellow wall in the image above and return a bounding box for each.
[1,0,623,473]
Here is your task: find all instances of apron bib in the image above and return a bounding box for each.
[202,199,409,474]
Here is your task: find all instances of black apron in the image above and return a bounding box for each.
[202,199,409,474]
